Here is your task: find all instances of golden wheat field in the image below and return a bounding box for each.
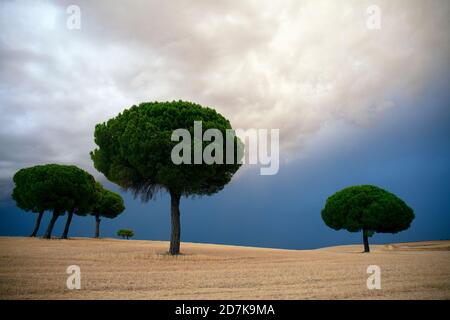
[0,237,449,299]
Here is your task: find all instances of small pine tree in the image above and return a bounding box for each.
[117,229,134,239]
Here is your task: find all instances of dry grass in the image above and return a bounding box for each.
[0,237,449,299]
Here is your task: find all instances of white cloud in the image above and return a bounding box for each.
[0,0,449,184]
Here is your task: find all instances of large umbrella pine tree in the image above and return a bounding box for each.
[91,100,242,255]
[321,185,415,252]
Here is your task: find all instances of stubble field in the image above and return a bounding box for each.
[0,237,449,299]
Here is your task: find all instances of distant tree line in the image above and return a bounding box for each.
[12,164,125,239]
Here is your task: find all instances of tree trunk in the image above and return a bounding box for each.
[43,211,59,239]
[61,209,74,239]
[30,210,44,237]
[95,214,101,238]
[169,191,181,255]
[363,228,370,253]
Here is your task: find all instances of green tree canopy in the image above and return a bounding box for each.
[92,184,125,219]
[321,185,415,252]
[92,183,125,238]
[12,166,48,236]
[12,166,43,213]
[117,229,134,239]
[91,100,242,254]
[13,164,97,239]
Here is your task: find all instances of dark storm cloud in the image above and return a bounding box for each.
[0,0,449,197]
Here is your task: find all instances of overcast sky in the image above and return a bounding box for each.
[0,0,449,248]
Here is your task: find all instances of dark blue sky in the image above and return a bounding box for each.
[1,75,449,250]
